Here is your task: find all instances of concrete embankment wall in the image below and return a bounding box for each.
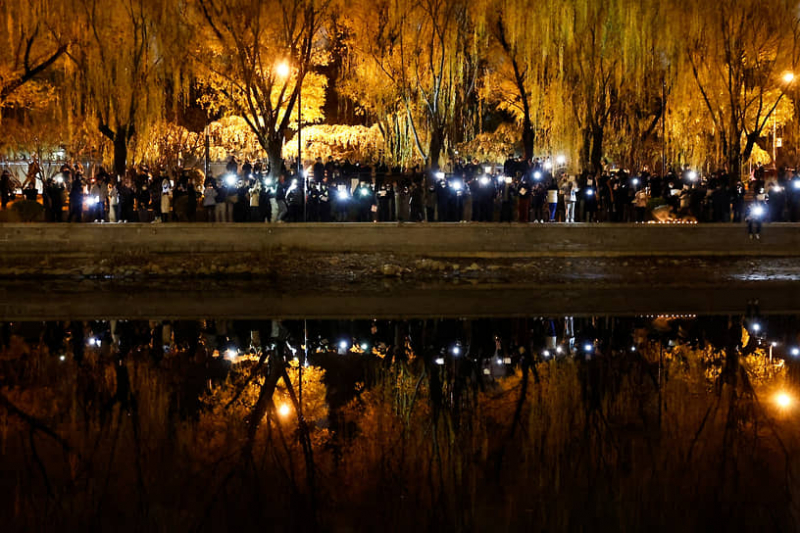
[0,222,798,257]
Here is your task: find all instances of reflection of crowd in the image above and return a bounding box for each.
[4,156,800,224]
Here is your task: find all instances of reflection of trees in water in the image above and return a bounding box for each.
[0,315,798,530]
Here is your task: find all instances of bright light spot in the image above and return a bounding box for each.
[435,172,445,180]
[337,190,349,200]
[793,180,800,190]
[59,355,66,362]
[751,323,761,333]
[360,343,369,351]
[484,166,492,174]
[556,155,566,165]
[276,61,291,79]
[225,349,237,360]
[339,340,348,350]
[584,344,593,352]
[556,346,563,354]
[632,178,640,186]
[771,342,778,347]
[792,348,800,357]
[479,176,490,186]
[278,403,291,417]
[435,357,445,365]
[533,172,542,180]
[631,346,637,352]
[783,72,796,84]
[543,350,550,357]
[264,178,273,186]
[753,206,765,217]
[688,171,698,181]
[586,189,594,196]
[224,174,236,186]
[360,188,370,197]
[544,161,553,170]
[451,346,461,356]
[496,357,503,365]
[775,392,793,409]
[451,180,463,191]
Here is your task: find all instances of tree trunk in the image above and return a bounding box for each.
[727,131,742,185]
[521,114,534,161]
[113,129,129,180]
[428,126,445,170]
[267,141,284,180]
[580,128,591,172]
[590,124,604,176]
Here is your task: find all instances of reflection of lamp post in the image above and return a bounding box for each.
[276,60,305,221]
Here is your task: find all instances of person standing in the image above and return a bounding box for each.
[248,179,262,221]
[203,180,217,221]
[747,188,768,240]
[546,181,559,222]
[108,181,119,222]
[565,182,577,223]
[68,173,84,222]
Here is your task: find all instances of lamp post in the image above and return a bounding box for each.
[276,61,305,221]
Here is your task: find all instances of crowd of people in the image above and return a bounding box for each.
[1,155,798,227]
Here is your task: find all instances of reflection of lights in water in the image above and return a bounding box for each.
[435,358,445,365]
[278,404,291,417]
[775,392,793,409]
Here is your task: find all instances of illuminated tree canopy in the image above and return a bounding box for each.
[0,0,797,178]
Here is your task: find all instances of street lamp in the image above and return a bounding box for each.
[783,72,795,84]
[276,60,305,221]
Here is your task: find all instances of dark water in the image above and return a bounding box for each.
[2,301,800,531]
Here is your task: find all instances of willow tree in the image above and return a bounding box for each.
[345,0,479,170]
[66,0,185,177]
[476,0,550,161]
[0,0,70,117]
[191,0,328,178]
[679,0,799,178]
[545,0,663,175]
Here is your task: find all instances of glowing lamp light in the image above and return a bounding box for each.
[631,346,637,352]
[339,340,349,351]
[556,346,564,354]
[451,180,463,191]
[451,345,461,356]
[484,166,492,174]
[533,171,542,180]
[505,177,512,184]
[584,344,593,352]
[751,322,762,333]
[632,178,640,186]
[275,61,291,79]
[59,355,66,362]
[752,206,765,217]
[556,155,567,166]
[544,161,553,170]
[337,190,349,200]
[435,171,445,180]
[775,392,793,409]
[360,188,370,197]
[278,403,291,417]
[479,176,490,186]
[586,189,595,196]
[688,171,698,181]
[435,357,445,365]
[264,178,273,186]
[543,350,551,357]
[224,174,237,186]
[225,349,237,360]
[360,343,369,351]
[793,180,800,190]
[783,72,796,84]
